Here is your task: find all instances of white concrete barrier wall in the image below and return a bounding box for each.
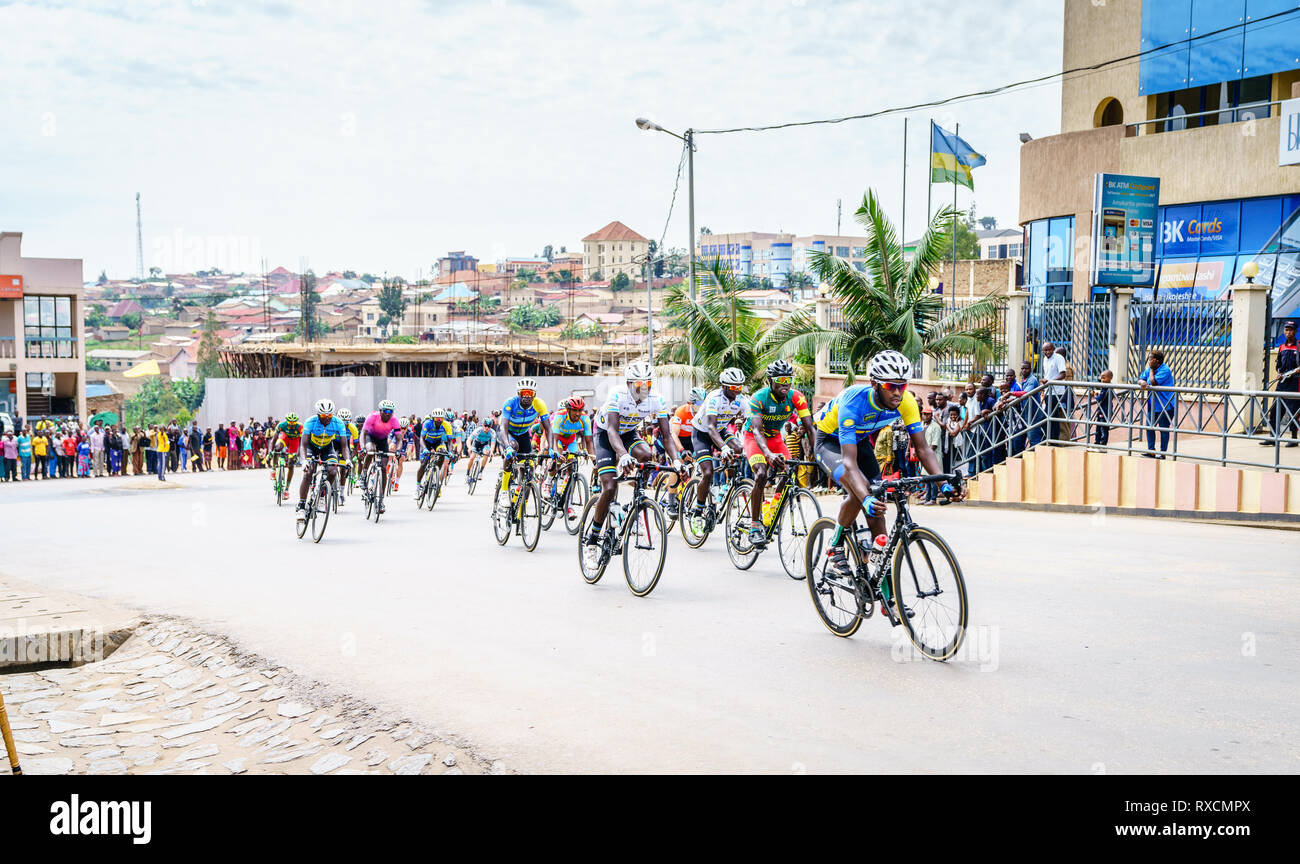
[197,375,693,427]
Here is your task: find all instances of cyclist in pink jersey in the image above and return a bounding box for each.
[362,399,402,513]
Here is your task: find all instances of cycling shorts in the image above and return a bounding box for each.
[595,427,643,477]
[555,433,584,453]
[471,438,492,455]
[813,430,881,487]
[367,435,390,454]
[743,431,791,468]
[280,437,301,455]
[507,431,532,456]
[304,441,341,462]
[690,427,736,463]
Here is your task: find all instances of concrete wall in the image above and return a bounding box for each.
[1061,0,1142,135]
[934,258,1019,299]
[196,375,692,428]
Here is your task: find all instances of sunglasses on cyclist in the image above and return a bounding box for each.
[879,381,909,392]
[772,376,793,386]
[518,390,536,399]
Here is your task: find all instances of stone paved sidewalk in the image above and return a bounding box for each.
[0,618,508,776]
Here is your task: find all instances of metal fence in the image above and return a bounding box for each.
[1025,300,1111,379]
[935,299,1008,382]
[827,304,850,374]
[1128,298,1232,389]
[952,378,1300,479]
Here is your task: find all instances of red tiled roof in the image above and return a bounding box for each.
[581,221,648,244]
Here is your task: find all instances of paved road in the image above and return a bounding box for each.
[3,464,1297,773]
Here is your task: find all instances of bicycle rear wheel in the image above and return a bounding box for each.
[623,498,667,597]
[653,472,682,532]
[890,526,968,661]
[539,472,559,531]
[492,474,512,545]
[804,517,865,638]
[724,479,759,571]
[519,481,542,551]
[312,481,332,543]
[563,471,589,535]
[576,495,610,584]
[678,478,710,548]
[777,487,821,580]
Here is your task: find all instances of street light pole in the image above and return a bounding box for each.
[637,116,696,368]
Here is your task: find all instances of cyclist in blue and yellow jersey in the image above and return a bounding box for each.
[743,359,817,547]
[545,396,594,484]
[813,350,960,579]
[335,408,358,498]
[416,409,455,490]
[296,398,347,525]
[689,367,751,520]
[496,377,553,499]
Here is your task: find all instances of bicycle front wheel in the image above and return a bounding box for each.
[312,481,332,543]
[777,487,822,580]
[678,478,710,548]
[492,474,512,545]
[623,498,667,597]
[563,471,589,535]
[724,479,759,571]
[275,465,285,506]
[539,472,559,531]
[519,481,542,551]
[652,472,680,533]
[890,526,968,661]
[576,495,609,584]
[804,517,864,638]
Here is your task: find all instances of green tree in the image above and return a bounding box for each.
[763,190,1003,381]
[387,334,417,344]
[559,321,604,340]
[657,258,770,388]
[542,244,554,262]
[589,270,603,282]
[342,270,357,279]
[97,270,108,285]
[86,357,109,372]
[294,270,325,341]
[784,270,815,296]
[124,377,187,428]
[610,272,631,293]
[173,377,205,412]
[507,303,561,331]
[85,304,108,330]
[197,310,223,378]
[648,240,663,277]
[120,311,142,331]
[378,279,407,335]
[979,216,998,230]
[951,212,982,260]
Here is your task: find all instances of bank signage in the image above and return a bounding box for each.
[1283,98,1300,167]
[1091,173,1160,287]
[0,275,22,299]
[1160,200,1241,257]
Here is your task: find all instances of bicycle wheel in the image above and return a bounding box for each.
[724,479,759,571]
[491,474,512,545]
[776,487,822,580]
[275,464,285,506]
[890,526,968,661]
[519,481,542,552]
[623,498,667,597]
[539,472,559,531]
[576,495,610,584]
[563,471,589,535]
[371,468,384,523]
[804,517,865,638]
[312,481,332,543]
[678,478,711,548]
[295,501,310,539]
[653,472,682,533]
[364,470,375,520]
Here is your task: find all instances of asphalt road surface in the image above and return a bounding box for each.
[3,463,1297,773]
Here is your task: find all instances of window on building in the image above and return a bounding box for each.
[852,247,866,258]
[835,246,850,257]
[1024,217,1075,302]
[1009,243,1021,258]
[23,296,73,358]
[1151,74,1273,133]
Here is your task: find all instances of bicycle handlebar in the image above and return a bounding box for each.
[869,470,963,498]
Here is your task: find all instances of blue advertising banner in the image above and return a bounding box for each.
[1091,173,1160,287]
[1161,201,1241,257]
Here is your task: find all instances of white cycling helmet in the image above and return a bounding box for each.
[314,398,335,416]
[719,367,745,386]
[378,399,396,412]
[337,408,352,421]
[431,408,445,419]
[688,385,708,404]
[868,350,914,382]
[516,377,538,393]
[625,360,653,382]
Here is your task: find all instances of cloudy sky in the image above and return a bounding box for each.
[1,0,1064,280]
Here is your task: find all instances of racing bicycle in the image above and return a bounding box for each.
[576,463,673,597]
[491,453,544,551]
[804,471,967,661]
[540,452,590,535]
[723,459,822,578]
[295,456,338,543]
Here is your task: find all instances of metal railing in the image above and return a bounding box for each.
[1128,298,1232,389]
[0,337,15,359]
[952,378,1300,479]
[23,337,79,359]
[1125,100,1281,133]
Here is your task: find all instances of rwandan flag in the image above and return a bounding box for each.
[931,124,986,190]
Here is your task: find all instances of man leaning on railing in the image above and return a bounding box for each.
[1260,320,1300,448]
[1138,351,1176,459]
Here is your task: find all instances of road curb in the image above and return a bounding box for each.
[0,577,140,669]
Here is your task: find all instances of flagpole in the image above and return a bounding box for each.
[901,118,908,248]
[952,122,959,296]
[926,119,933,229]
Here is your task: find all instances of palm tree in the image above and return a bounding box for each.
[762,190,1004,382]
[656,258,770,388]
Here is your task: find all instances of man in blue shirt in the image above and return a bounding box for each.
[1018,361,1043,446]
[1138,350,1176,458]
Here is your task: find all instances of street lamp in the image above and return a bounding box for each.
[637,116,696,366]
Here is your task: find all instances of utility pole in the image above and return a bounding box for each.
[686,128,696,368]
[135,193,144,282]
[836,198,842,236]
[299,256,309,346]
